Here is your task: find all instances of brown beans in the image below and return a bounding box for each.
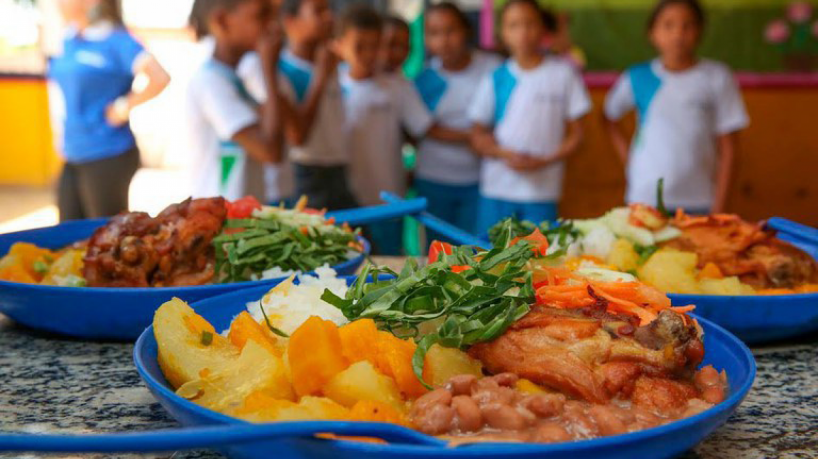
[472,386,517,406]
[451,395,482,432]
[448,375,477,396]
[481,403,528,430]
[701,386,725,404]
[588,405,627,436]
[694,366,722,389]
[492,372,519,387]
[523,394,566,418]
[412,388,452,413]
[531,422,573,443]
[414,404,455,435]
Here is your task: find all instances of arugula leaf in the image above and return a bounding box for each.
[325,233,535,389]
[634,244,659,265]
[257,300,290,338]
[656,178,672,217]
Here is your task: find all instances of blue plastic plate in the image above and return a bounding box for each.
[134,282,756,459]
[0,219,369,340]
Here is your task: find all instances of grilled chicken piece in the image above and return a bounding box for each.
[469,307,703,404]
[663,213,818,289]
[83,197,227,287]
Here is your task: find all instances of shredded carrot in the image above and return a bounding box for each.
[670,305,696,314]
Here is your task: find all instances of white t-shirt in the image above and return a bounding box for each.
[277,49,347,166]
[414,51,501,185]
[185,58,263,201]
[604,59,749,210]
[340,70,433,206]
[237,51,294,203]
[468,57,591,202]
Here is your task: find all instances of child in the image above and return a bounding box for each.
[335,5,434,254]
[468,0,590,234]
[414,2,501,238]
[186,0,285,201]
[604,0,748,214]
[378,15,411,75]
[279,0,356,210]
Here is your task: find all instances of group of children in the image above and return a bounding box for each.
[184,0,748,254]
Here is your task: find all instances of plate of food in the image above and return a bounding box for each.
[487,202,818,343]
[0,196,371,340]
[134,230,755,459]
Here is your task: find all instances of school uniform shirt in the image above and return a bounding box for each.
[468,57,591,203]
[185,58,265,201]
[605,59,749,210]
[48,21,147,163]
[414,51,502,185]
[277,49,348,167]
[237,52,295,203]
[340,70,433,206]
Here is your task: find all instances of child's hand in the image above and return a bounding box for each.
[315,43,339,84]
[258,22,284,72]
[505,154,554,171]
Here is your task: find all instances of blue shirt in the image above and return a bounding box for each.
[49,23,145,163]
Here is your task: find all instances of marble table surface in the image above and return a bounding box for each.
[1,259,816,458]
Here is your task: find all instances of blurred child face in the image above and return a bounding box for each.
[425,10,469,67]
[337,28,381,78]
[379,24,410,73]
[286,0,334,43]
[501,3,547,59]
[649,4,701,64]
[57,0,96,25]
[214,0,273,53]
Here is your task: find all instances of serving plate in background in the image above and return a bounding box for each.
[0,219,369,340]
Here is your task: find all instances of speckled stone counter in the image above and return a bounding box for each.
[1,301,816,458]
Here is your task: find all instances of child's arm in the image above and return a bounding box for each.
[604,116,631,165]
[283,43,337,146]
[427,125,471,145]
[505,117,585,171]
[713,132,738,214]
[232,29,285,163]
[470,123,515,160]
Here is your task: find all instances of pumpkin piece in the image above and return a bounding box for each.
[288,316,349,397]
[228,311,281,356]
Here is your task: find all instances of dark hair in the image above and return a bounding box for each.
[427,2,472,33]
[90,0,124,26]
[187,0,253,38]
[384,15,410,34]
[500,0,557,32]
[647,0,705,30]
[281,0,306,17]
[338,3,383,35]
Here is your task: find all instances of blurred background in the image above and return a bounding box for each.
[0,0,816,234]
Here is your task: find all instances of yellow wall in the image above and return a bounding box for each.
[0,78,60,186]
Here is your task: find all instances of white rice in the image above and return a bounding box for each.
[244,265,350,336]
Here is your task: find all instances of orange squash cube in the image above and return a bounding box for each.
[288,316,349,397]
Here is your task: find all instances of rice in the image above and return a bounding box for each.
[244,265,350,336]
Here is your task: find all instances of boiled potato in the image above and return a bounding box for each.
[41,249,84,286]
[176,340,294,412]
[233,394,349,423]
[700,277,755,296]
[606,239,640,272]
[638,249,700,294]
[154,298,240,389]
[323,361,405,412]
[425,344,483,388]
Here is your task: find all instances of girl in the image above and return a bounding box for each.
[49,0,170,220]
[414,2,501,238]
[604,0,748,214]
[468,0,590,234]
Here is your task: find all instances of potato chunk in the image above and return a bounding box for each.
[154,298,239,389]
[638,249,700,294]
[424,344,483,388]
[324,361,405,412]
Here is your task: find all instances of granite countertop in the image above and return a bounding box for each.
[1,258,816,458]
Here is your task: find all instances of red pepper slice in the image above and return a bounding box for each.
[227,196,262,219]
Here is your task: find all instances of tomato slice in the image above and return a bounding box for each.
[510,228,550,256]
[428,241,453,264]
[227,196,262,219]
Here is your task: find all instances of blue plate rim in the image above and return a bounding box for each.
[133,288,757,454]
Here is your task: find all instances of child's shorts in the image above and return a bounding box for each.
[414,179,480,240]
[293,163,357,211]
[477,196,558,236]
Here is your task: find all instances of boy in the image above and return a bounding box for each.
[335,5,433,254]
[279,0,356,210]
[378,15,411,75]
[186,0,284,201]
